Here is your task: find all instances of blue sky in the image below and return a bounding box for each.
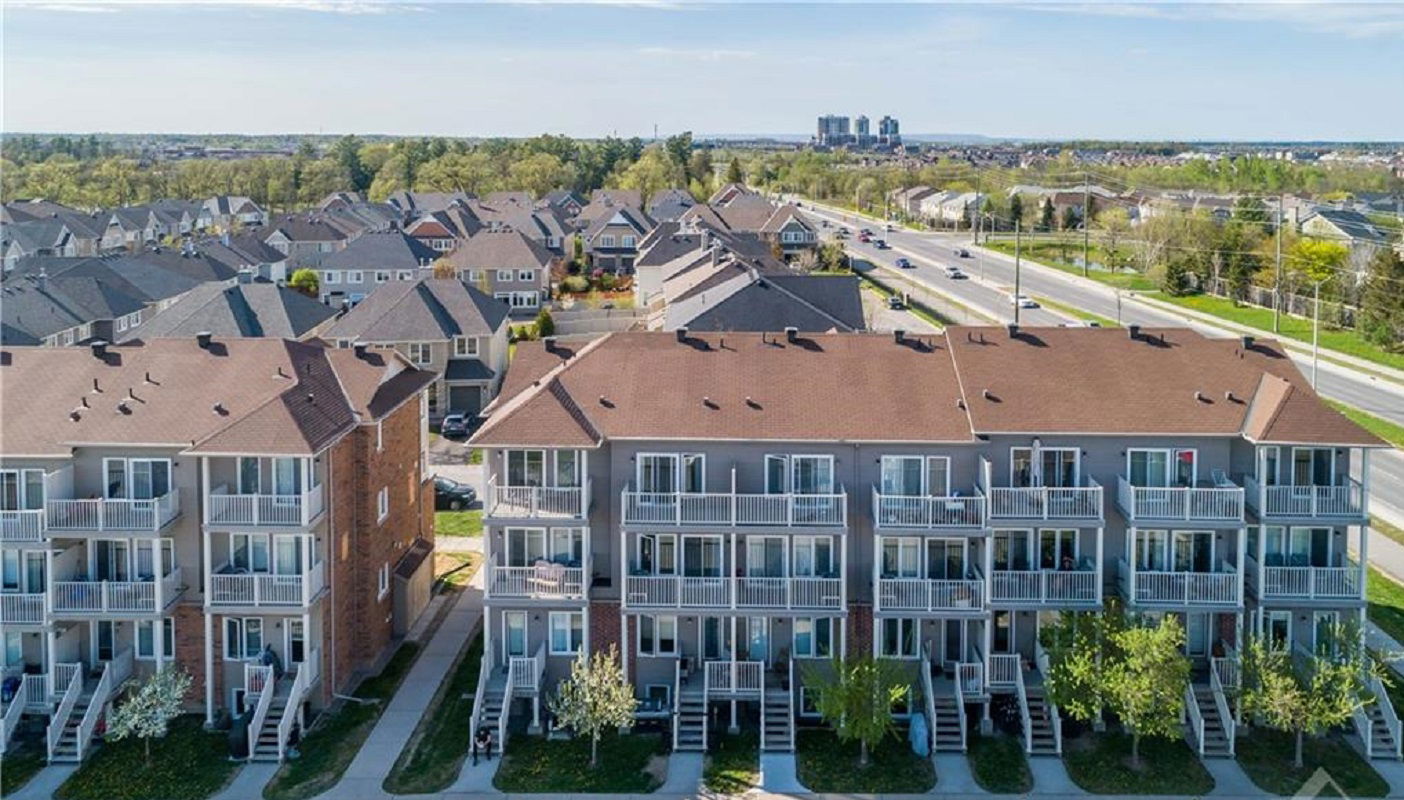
[3,1,1402,140]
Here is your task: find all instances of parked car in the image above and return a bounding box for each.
[434,476,477,511]
[834,230,849,240]
[887,295,905,309]
[944,266,967,279]
[838,227,851,235]
[859,228,873,236]
[894,257,912,269]
[884,223,895,232]
[440,413,469,438]
[954,248,971,258]
[1009,293,1039,309]
[873,239,890,250]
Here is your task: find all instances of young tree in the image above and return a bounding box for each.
[548,646,636,768]
[1061,205,1080,232]
[1359,247,1404,348]
[288,268,320,298]
[802,656,909,767]
[1008,193,1024,230]
[1101,613,1190,767]
[107,669,193,766]
[534,308,556,338]
[1039,198,1055,233]
[1041,608,1123,724]
[1096,207,1133,272]
[725,157,745,185]
[1239,625,1372,768]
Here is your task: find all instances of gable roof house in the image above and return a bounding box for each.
[254,215,351,270]
[314,230,441,308]
[324,278,511,418]
[1300,207,1400,271]
[385,190,474,216]
[439,229,556,316]
[120,281,338,342]
[647,188,696,222]
[676,193,818,258]
[540,190,586,218]
[665,268,864,333]
[581,204,655,272]
[197,195,266,231]
[405,205,485,252]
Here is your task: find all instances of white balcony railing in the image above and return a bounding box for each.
[704,660,763,695]
[871,488,985,528]
[1246,554,1362,600]
[877,575,984,612]
[209,562,325,606]
[623,575,842,610]
[50,568,182,614]
[1118,559,1240,606]
[206,484,323,527]
[986,480,1103,521]
[1116,477,1244,522]
[486,478,588,519]
[1244,476,1367,519]
[622,485,847,527]
[0,510,45,542]
[486,555,586,599]
[0,593,46,624]
[988,653,1021,688]
[990,570,1100,605]
[46,490,180,532]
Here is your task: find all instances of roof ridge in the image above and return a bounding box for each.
[472,333,614,440]
[761,273,858,332]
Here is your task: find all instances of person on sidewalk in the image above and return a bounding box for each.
[472,728,493,765]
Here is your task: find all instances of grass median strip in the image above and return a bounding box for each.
[703,730,760,795]
[1325,400,1404,449]
[493,730,668,792]
[2,735,49,796]
[794,729,935,793]
[56,715,238,800]
[383,631,484,794]
[967,733,1032,794]
[263,642,421,800]
[984,239,1157,291]
[1236,729,1387,797]
[1062,731,1213,795]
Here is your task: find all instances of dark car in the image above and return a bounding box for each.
[894,257,912,269]
[954,248,971,258]
[873,239,890,250]
[440,413,469,438]
[887,295,905,310]
[434,476,477,511]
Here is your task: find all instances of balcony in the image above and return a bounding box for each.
[1246,554,1362,601]
[485,478,588,520]
[0,510,45,542]
[485,555,586,600]
[50,568,183,615]
[1117,559,1241,607]
[877,572,985,613]
[208,562,326,607]
[205,485,323,528]
[985,480,1103,522]
[1244,476,1367,520]
[622,575,843,611]
[871,488,985,529]
[1116,477,1244,524]
[45,491,181,534]
[990,569,1100,606]
[620,484,847,528]
[0,593,45,624]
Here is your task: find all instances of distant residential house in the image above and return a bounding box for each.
[324,277,511,418]
[634,221,791,309]
[1300,207,1400,275]
[254,215,351,269]
[198,195,266,230]
[676,191,818,257]
[540,190,586,218]
[708,182,749,206]
[581,204,654,272]
[484,190,533,206]
[466,200,571,255]
[406,205,485,252]
[386,190,474,216]
[439,229,555,314]
[647,188,696,222]
[920,191,985,225]
[119,280,338,342]
[315,230,440,308]
[888,185,938,218]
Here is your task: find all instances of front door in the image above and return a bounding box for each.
[746,617,768,663]
[1185,613,1209,657]
[286,619,305,667]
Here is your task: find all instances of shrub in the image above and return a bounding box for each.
[534,309,556,338]
[561,275,590,293]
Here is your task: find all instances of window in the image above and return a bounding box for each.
[1039,528,1079,570]
[507,450,546,486]
[2,632,21,668]
[407,343,432,365]
[396,270,413,281]
[638,615,678,656]
[230,533,271,573]
[467,269,483,283]
[549,611,584,655]
[1011,447,1079,488]
[224,617,263,661]
[880,617,919,658]
[1292,447,1334,487]
[323,270,342,284]
[377,487,389,522]
[0,469,45,512]
[517,269,535,282]
[637,533,677,575]
[554,450,581,488]
[377,563,390,600]
[798,687,820,717]
[765,454,834,495]
[1263,525,1330,568]
[879,456,950,496]
[347,271,364,284]
[992,529,1033,571]
[454,337,478,357]
[497,269,514,282]
[621,235,636,248]
[1127,448,1197,488]
[1267,611,1291,651]
[881,537,920,578]
[793,617,834,658]
[504,611,528,658]
[103,458,171,500]
[375,271,390,283]
[792,536,834,577]
[376,421,384,452]
[600,235,616,248]
[509,291,539,309]
[136,619,175,661]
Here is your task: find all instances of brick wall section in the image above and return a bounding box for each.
[1218,611,1237,649]
[848,602,873,658]
[590,600,620,657]
[174,602,213,705]
[326,428,359,704]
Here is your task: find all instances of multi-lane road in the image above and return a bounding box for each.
[797,198,1404,522]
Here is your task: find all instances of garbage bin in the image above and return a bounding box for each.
[228,711,251,759]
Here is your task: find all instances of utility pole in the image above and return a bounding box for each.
[1014,220,1022,326]
[972,166,981,245]
[1273,195,1284,333]
[1312,279,1322,390]
[1082,171,1091,278]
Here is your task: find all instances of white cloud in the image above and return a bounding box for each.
[5,0,427,13]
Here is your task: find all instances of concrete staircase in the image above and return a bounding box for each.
[674,689,707,751]
[1024,687,1059,756]
[762,678,793,752]
[477,675,509,739]
[47,688,97,764]
[1190,686,1233,758]
[932,695,964,752]
[1365,702,1402,760]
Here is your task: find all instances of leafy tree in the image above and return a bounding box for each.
[107,669,192,766]
[817,241,849,272]
[663,132,693,179]
[1096,207,1133,272]
[1239,623,1372,768]
[1041,608,1122,724]
[1288,237,1349,286]
[1061,205,1080,232]
[1100,614,1190,767]
[1008,193,1024,230]
[288,268,320,298]
[330,134,372,193]
[1359,247,1404,348]
[687,150,713,192]
[1038,198,1055,232]
[725,157,745,185]
[1161,253,1195,296]
[507,152,575,199]
[802,656,909,767]
[613,147,681,207]
[534,308,555,338]
[548,646,637,768]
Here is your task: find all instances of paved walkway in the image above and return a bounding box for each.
[211,761,279,800]
[1202,758,1257,796]
[758,753,806,793]
[5,763,76,800]
[932,752,984,793]
[1026,756,1080,795]
[657,752,704,794]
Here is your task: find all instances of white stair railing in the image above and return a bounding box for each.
[1034,641,1063,755]
[245,664,275,760]
[1368,673,1403,759]
[1355,703,1376,759]
[277,664,311,762]
[0,677,34,753]
[76,650,129,763]
[920,642,938,754]
[499,659,517,753]
[468,651,492,745]
[1015,666,1032,754]
[671,660,682,751]
[953,661,969,752]
[1184,683,1206,756]
[45,664,83,761]
[1209,665,1237,756]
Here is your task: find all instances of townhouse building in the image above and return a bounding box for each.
[466,325,1383,759]
[1,336,437,763]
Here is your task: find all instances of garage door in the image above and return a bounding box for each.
[449,386,482,415]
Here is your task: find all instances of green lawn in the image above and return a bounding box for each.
[1149,292,1404,372]
[985,239,1158,290]
[1371,516,1404,550]
[703,730,760,795]
[56,716,238,800]
[794,729,935,793]
[1236,728,1387,796]
[1,734,47,796]
[967,733,1032,793]
[264,642,421,800]
[492,731,667,792]
[434,551,482,590]
[1062,732,1213,795]
[1368,566,1404,645]
[383,632,483,794]
[1325,400,1404,449]
[1034,295,1121,328]
[435,510,482,537]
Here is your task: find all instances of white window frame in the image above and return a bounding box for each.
[346,271,364,284]
[637,614,679,657]
[548,611,584,655]
[377,487,389,522]
[323,270,342,284]
[792,617,834,659]
[496,269,514,282]
[517,269,534,282]
[407,342,432,366]
[879,455,951,497]
[1011,446,1081,488]
[223,617,263,661]
[621,235,636,248]
[377,563,390,600]
[503,610,528,659]
[136,618,175,662]
[454,336,478,357]
[879,616,920,659]
[375,271,391,284]
[397,270,414,281]
[600,234,616,248]
[1126,447,1198,488]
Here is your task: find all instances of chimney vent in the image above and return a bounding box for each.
[894,330,905,344]
[89,340,108,359]
[543,336,557,351]
[196,331,213,349]
[1128,324,1141,340]
[676,327,688,343]
[784,326,798,343]
[353,342,368,358]
[1241,335,1255,350]
[1007,323,1019,338]
[1194,390,1207,403]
